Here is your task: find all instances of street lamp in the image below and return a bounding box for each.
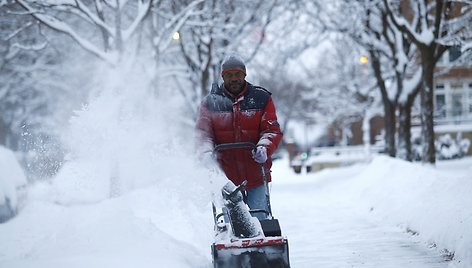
[360,55,369,64]
[172,31,180,41]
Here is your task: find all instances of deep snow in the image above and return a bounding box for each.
[1,153,471,267]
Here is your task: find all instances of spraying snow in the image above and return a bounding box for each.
[0,63,227,267]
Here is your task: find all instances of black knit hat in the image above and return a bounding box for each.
[221,55,246,75]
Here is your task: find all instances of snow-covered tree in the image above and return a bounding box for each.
[164,0,278,118]
[14,0,153,64]
[251,1,327,135]
[308,36,380,146]
[323,0,420,159]
[384,0,471,164]
[0,3,57,149]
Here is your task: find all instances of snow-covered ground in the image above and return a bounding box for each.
[271,155,472,268]
[1,67,470,267]
[1,153,470,268]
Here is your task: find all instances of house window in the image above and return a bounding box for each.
[449,46,461,62]
[435,83,446,118]
[450,82,463,90]
[451,92,463,117]
[435,93,446,118]
[469,93,472,113]
[469,87,472,113]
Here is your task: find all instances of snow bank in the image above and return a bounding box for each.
[349,156,472,268]
[0,146,27,208]
[274,155,471,267]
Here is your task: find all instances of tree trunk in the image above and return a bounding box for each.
[201,67,209,98]
[362,109,373,158]
[383,100,397,157]
[200,40,212,98]
[398,103,412,161]
[95,2,111,51]
[0,118,6,146]
[370,51,396,157]
[397,78,421,162]
[114,1,123,55]
[420,46,436,164]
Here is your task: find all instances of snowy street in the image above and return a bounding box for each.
[271,162,449,268]
[0,153,470,268]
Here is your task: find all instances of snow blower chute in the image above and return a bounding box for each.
[211,142,290,268]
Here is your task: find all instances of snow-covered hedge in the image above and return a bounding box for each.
[412,133,470,161]
[435,134,470,160]
[0,146,27,223]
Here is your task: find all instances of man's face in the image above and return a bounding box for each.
[222,70,246,94]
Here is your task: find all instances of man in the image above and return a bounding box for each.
[196,54,283,220]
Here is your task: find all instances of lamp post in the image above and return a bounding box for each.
[359,55,372,159]
[172,31,181,41]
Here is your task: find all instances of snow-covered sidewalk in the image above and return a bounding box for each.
[0,155,470,268]
[271,155,471,268]
[273,165,442,267]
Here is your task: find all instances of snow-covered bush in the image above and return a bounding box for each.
[435,134,470,160]
[411,135,423,161]
[0,146,27,223]
[411,133,470,161]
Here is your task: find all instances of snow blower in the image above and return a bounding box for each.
[211,142,290,268]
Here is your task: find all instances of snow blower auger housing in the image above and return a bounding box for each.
[211,142,290,268]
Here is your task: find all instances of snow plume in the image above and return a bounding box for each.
[48,61,226,203]
[12,60,228,266]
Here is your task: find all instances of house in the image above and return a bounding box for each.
[322,46,472,156]
[432,46,472,153]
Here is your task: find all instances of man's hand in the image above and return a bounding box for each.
[252,146,267,163]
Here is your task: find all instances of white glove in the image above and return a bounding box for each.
[252,146,267,163]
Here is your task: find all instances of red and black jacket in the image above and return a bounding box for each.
[196,82,283,190]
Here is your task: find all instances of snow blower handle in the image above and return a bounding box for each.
[212,142,267,181]
[212,142,263,181]
[213,143,255,199]
[213,142,257,154]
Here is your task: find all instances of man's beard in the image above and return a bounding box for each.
[226,81,244,94]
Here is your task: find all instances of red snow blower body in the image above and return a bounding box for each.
[211,142,290,268]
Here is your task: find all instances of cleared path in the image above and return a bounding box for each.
[270,164,449,268]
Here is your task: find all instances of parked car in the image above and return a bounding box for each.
[0,146,27,223]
